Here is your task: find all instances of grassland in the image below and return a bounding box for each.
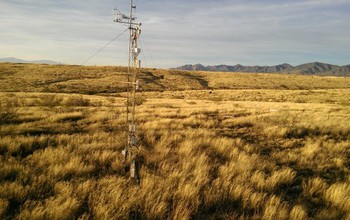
[1,63,350,94]
[0,63,350,219]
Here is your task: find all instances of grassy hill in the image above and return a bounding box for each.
[1,63,350,94]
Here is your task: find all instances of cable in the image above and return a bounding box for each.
[140,35,156,68]
[81,28,128,65]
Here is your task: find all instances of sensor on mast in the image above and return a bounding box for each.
[114,0,142,184]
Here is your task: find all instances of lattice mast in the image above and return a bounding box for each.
[114,0,142,182]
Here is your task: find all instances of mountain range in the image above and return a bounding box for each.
[175,62,350,76]
[0,57,60,65]
[2,57,349,76]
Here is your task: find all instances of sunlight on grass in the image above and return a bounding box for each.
[0,64,350,218]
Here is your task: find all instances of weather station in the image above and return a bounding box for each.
[114,0,142,184]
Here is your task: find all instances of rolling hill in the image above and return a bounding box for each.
[1,63,350,94]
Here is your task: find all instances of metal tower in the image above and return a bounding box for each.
[114,0,142,183]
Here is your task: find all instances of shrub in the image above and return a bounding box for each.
[187,101,197,105]
[36,94,63,108]
[65,96,90,107]
[135,96,146,106]
[210,96,223,102]
[127,96,146,106]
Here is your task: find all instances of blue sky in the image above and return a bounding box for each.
[0,0,349,68]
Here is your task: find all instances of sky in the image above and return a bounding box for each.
[0,0,350,68]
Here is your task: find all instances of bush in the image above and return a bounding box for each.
[210,96,223,102]
[65,96,90,107]
[127,96,146,106]
[135,96,146,106]
[36,95,63,108]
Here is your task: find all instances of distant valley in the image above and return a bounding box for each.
[175,62,350,76]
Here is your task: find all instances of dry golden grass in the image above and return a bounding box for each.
[0,64,350,219]
[1,63,350,94]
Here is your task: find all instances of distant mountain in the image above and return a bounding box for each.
[339,65,350,75]
[176,63,293,73]
[291,62,340,76]
[175,62,350,76]
[0,57,59,65]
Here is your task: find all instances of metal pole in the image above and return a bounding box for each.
[114,0,142,183]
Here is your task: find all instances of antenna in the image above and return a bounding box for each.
[114,0,142,184]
